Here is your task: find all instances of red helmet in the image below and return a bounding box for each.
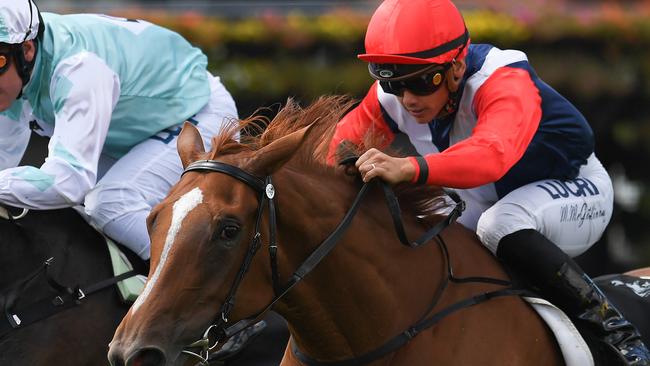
[358,0,470,65]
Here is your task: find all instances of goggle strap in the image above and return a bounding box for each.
[369,62,450,82]
[23,0,34,42]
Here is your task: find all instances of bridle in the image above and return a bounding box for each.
[0,209,138,338]
[179,159,306,364]
[179,159,522,366]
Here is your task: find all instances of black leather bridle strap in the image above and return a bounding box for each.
[268,177,281,296]
[183,160,266,193]
[217,186,268,327]
[185,161,281,299]
[380,182,465,248]
[285,182,371,285]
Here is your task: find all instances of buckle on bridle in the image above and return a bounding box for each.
[8,314,22,328]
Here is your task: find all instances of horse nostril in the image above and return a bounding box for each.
[126,347,167,366]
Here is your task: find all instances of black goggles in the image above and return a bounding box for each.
[369,63,451,97]
[0,53,10,74]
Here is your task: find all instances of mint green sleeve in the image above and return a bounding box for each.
[0,101,32,170]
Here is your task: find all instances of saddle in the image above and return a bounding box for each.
[593,274,650,345]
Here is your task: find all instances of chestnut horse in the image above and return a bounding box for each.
[109,96,573,366]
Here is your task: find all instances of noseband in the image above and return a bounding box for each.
[179,159,519,366]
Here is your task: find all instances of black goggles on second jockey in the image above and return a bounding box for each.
[369,63,451,97]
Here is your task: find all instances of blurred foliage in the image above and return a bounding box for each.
[113,4,650,48]
[105,4,650,273]
[111,5,650,114]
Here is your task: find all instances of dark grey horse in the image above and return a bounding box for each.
[0,207,288,366]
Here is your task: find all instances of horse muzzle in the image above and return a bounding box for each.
[108,343,175,366]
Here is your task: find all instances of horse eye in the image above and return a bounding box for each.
[218,224,240,241]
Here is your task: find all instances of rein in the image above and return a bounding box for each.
[179,159,521,366]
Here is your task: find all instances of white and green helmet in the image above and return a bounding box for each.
[0,0,40,44]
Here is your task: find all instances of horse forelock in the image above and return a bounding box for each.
[207,96,354,162]
[205,95,449,219]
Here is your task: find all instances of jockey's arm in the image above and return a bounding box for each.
[410,67,542,187]
[327,82,396,164]
[0,53,120,209]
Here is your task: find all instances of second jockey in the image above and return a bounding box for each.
[0,0,237,260]
[328,0,650,364]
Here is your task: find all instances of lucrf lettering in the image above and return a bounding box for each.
[537,178,599,199]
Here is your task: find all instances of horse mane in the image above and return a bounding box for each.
[206,95,449,218]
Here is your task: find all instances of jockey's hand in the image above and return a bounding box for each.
[356,148,416,185]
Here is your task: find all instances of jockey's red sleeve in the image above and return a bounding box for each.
[327,83,395,165]
[410,67,542,187]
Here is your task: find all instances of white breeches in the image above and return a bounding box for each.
[468,154,614,257]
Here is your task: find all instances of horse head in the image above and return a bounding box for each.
[108,97,348,366]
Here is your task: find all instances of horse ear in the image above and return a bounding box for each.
[250,123,317,175]
[177,122,206,169]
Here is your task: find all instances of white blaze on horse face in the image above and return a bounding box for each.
[132,187,204,313]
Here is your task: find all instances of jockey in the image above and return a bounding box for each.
[328,0,650,364]
[0,0,237,260]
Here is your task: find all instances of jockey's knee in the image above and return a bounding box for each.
[476,202,537,255]
[84,183,151,230]
[84,183,153,259]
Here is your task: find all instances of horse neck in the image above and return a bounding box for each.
[267,168,457,359]
[269,167,511,360]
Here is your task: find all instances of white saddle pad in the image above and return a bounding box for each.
[525,296,594,366]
